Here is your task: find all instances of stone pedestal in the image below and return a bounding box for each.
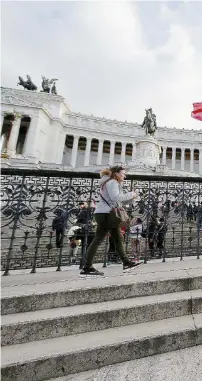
[128,136,161,170]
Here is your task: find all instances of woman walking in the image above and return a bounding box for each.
[80,166,142,275]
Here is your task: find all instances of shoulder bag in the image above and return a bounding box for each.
[100,193,130,228]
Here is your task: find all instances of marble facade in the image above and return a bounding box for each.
[1,87,202,175]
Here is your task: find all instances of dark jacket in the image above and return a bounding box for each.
[157,223,167,242]
[52,212,67,231]
[77,207,94,225]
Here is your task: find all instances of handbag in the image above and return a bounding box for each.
[100,193,130,228]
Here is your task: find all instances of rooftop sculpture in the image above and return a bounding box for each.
[17,75,37,91]
[41,76,58,94]
[17,75,58,95]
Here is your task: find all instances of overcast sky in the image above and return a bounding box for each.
[1,1,202,130]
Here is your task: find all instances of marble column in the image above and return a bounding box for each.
[190,148,194,172]
[1,111,4,135]
[6,115,21,157]
[181,148,185,171]
[55,132,66,164]
[120,142,126,163]
[71,136,79,168]
[84,138,92,166]
[23,114,39,158]
[109,141,115,166]
[97,140,104,165]
[172,147,176,170]
[199,149,202,175]
[162,146,167,165]
[132,143,136,161]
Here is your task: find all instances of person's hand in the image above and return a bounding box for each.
[132,191,139,199]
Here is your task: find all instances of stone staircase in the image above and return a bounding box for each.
[1,259,202,381]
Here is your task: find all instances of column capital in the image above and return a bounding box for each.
[13,112,22,120]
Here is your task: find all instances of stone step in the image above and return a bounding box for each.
[2,271,202,315]
[47,345,202,381]
[1,313,202,381]
[2,289,202,346]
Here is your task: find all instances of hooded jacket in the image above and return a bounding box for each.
[95,175,134,214]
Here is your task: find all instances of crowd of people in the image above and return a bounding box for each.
[51,166,202,275]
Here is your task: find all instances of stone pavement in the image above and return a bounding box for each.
[1,256,202,292]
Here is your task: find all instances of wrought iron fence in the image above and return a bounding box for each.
[1,168,202,275]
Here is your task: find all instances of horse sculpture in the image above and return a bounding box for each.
[141,108,157,137]
[17,75,37,91]
[41,76,58,93]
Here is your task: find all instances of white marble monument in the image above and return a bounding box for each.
[1,87,202,175]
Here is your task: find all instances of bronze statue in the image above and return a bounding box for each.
[141,108,157,136]
[51,81,57,95]
[41,76,58,93]
[17,75,37,91]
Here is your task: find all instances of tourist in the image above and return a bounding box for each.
[147,216,158,258]
[186,202,193,223]
[69,237,79,264]
[80,166,142,275]
[52,210,67,248]
[75,201,96,268]
[156,218,167,258]
[129,217,143,262]
[197,202,202,231]
[193,202,198,221]
[107,234,117,263]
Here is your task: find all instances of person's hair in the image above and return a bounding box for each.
[136,218,142,224]
[100,166,125,182]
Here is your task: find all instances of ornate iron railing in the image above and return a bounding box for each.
[1,168,202,275]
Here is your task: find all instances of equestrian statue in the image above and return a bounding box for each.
[141,108,157,137]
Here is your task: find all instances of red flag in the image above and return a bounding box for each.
[191,102,202,121]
